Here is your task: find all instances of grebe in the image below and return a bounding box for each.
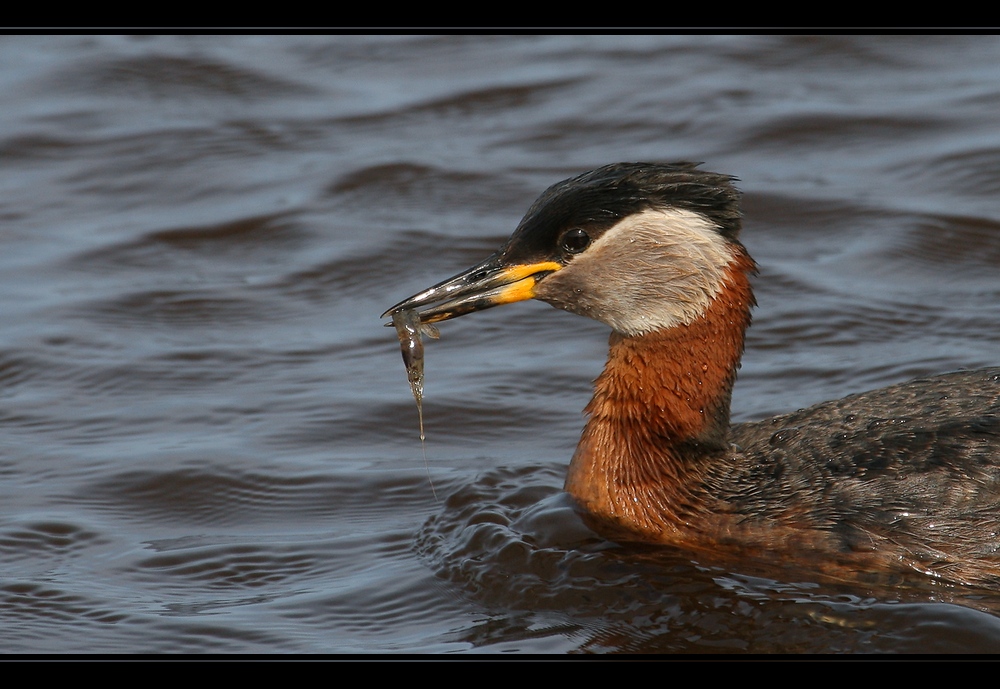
[383,162,1000,586]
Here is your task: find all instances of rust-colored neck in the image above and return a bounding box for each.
[564,249,756,542]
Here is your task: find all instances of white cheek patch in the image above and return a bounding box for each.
[540,208,736,336]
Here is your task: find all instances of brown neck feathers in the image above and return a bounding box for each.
[564,248,756,540]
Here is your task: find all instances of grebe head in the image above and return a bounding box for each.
[383,162,747,336]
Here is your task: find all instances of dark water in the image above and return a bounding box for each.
[2,35,1000,653]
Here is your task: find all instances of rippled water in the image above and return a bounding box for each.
[2,35,1000,653]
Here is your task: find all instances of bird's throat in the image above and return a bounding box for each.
[564,250,755,542]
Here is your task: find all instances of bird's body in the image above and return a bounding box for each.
[384,162,1000,587]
